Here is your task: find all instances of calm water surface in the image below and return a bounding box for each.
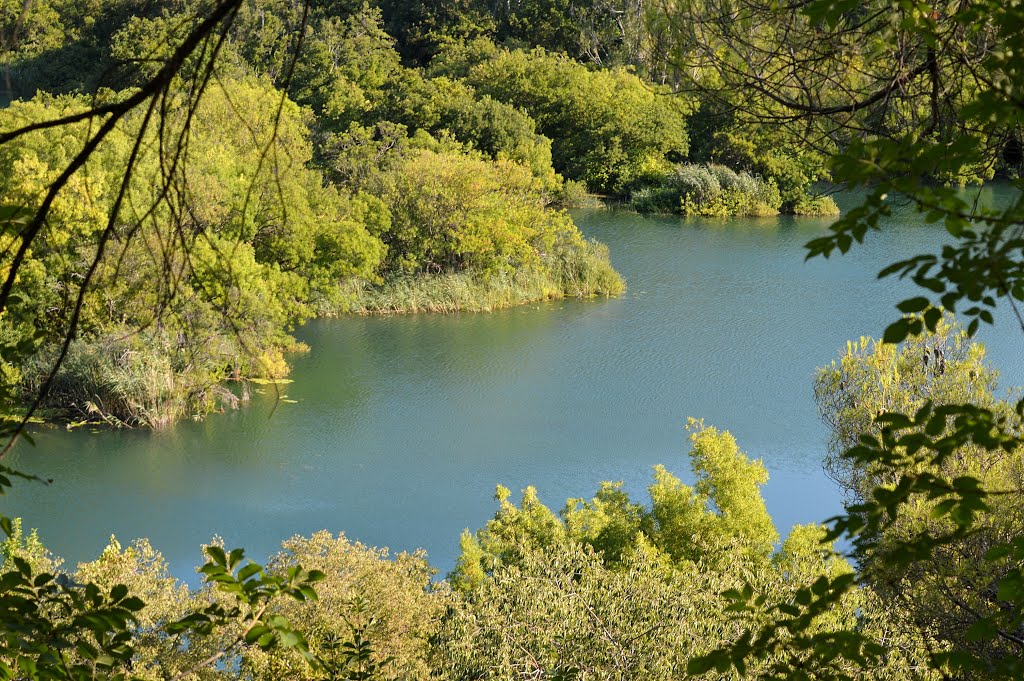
[7,191,1024,579]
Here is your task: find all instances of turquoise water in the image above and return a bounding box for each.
[6,193,1023,578]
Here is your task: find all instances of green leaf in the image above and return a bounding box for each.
[896,297,930,313]
[237,563,262,582]
[964,618,998,642]
[984,544,1011,560]
[996,570,1024,602]
[121,597,145,612]
[205,546,227,567]
[883,318,911,343]
[227,548,245,570]
[244,624,270,644]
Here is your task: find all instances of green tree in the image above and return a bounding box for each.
[432,40,692,193]
[814,323,1024,673]
[241,531,443,681]
[442,422,909,679]
[0,6,333,676]
[376,0,496,64]
[0,76,388,427]
[371,148,572,276]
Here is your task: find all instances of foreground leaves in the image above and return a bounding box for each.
[0,535,323,681]
[689,398,1024,679]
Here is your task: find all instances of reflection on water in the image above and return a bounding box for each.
[6,190,1023,579]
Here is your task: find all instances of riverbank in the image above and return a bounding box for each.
[335,241,624,315]
[14,237,624,429]
[13,201,1024,583]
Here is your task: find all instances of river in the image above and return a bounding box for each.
[7,190,1023,579]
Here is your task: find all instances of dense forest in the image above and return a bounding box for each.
[1,0,1023,679]
[7,0,1020,427]
[0,0,868,427]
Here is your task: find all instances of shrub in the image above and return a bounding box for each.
[675,163,724,214]
[20,328,258,428]
[551,239,626,298]
[553,178,591,208]
[342,237,624,315]
[437,423,922,679]
[242,532,443,681]
[793,193,841,216]
[627,163,783,217]
[629,185,682,214]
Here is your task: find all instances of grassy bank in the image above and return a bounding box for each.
[18,329,299,429]
[335,241,625,315]
[20,242,623,428]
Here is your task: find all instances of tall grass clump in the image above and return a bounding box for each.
[552,179,594,208]
[627,163,784,217]
[628,185,682,214]
[551,239,625,298]
[20,330,252,428]
[342,241,624,314]
[343,271,557,314]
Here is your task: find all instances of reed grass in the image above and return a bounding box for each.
[336,241,624,315]
[21,331,243,429]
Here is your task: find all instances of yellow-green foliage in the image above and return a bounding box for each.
[341,243,623,315]
[1,528,444,681]
[0,518,61,575]
[439,541,744,679]
[453,420,787,589]
[815,316,1006,495]
[0,78,390,425]
[2,420,933,681]
[177,78,387,290]
[343,270,564,314]
[379,71,561,186]
[73,538,215,681]
[241,531,443,681]
[437,536,867,680]
[363,148,624,304]
[648,422,780,563]
[432,40,693,194]
[816,320,1024,668]
[793,193,841,216]
[0,59,626,424]
[441,423,916,679]
[374,149,564,275]
[0,3,632,427]
[687,118,838,211]
[629,163,786,217]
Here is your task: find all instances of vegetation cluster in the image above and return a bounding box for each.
[0,0,661,426]
[1,0,1023,680]
[0,0,861,426]
[0,416,923,679]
